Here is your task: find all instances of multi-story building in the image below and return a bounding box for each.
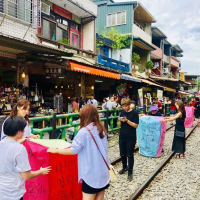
[1,0,118,108]
[150,27,183,81]
[93,0,156,77]
[184,74,199,93]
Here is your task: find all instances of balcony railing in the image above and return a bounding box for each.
[151,44,163,59]
[38,35,97,58]
[133,22,151,44]
[163,54,170,63]
[170,56,180,68]
[97,55,129,72]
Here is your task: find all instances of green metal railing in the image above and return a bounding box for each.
[29,107,146,141]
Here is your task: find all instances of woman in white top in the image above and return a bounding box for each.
[48,104,110,200]
[1,99,40,142]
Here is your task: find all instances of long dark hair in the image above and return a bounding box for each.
[176,101,186,117]
[79,104,107,138]
[10,99,31,124]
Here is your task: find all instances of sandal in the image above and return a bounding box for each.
[175,154,180,158]
[180,154,185,159]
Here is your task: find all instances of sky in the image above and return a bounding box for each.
[115,0,200,75]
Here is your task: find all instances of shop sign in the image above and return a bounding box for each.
[180,72,185,82]
[138,88,143,107]
[142,87,152,92]
[46,67,65,78]
[116,83,127,97]
[157,90,163,99]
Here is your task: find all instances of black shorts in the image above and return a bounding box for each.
[195,113,200,119]
[82,180,109,194]
[119,138,136,157]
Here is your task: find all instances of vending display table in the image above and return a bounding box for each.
[184,107,194,128]
[23,139,82,200]
[137,116,167,157]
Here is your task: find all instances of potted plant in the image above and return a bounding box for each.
[146,60,154,73]
[132,52,140,70]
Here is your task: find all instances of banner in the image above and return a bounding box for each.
[157,90,163,99]
[116,83,127,97]
[23,140,82,200]
[138,88,143,107]
[137,116,167,157]
[184,107,194,128]
[180,72,185,82]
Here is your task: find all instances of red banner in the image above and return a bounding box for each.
[53,4,72,20]
[23,141,82,200]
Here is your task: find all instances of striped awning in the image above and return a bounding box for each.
[69,61,120,79]
[120,74,141,82]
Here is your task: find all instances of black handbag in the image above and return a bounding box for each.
[175,131,185,137]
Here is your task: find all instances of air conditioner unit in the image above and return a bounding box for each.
[163,68,169,73]
[41,2,50,15]
[154,62,159,67]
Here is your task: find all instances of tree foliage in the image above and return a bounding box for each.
[102,28,130,50]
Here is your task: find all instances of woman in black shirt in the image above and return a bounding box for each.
[163,101,186,158]
[118,98,139,181]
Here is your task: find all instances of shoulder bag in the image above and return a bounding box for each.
[175,131,185,137]
[85,126,117,182]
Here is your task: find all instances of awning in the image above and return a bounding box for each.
[120,74,141,83]
[164,87,176,92]
[150,76,178,82]
[133,37,156,51]
[131,75,163,88]
[69,61,120,79]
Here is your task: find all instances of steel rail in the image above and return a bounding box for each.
[128,124,198,200]
[110,124,175,165]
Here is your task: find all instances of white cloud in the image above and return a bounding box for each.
[114,0,200,75]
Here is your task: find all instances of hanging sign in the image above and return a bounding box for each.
[46,68,65,78]
[157,90,163,99]
[116,83,127,98]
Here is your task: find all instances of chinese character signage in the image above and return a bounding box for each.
[180,72,185,82]
[157,90,163,99]
[46,68,65,78]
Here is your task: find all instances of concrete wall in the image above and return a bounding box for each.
[112,48,131,64]
[82,21,95,52]
[0,16,37,44]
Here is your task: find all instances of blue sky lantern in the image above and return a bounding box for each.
[137,116,167,157]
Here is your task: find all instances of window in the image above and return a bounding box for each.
[42,18,69,42]
[107,11,126,27]
[42,19,56,40]
[56,27,69,42]
[7,0,32,23]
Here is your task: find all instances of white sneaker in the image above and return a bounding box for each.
[108,133,114,138]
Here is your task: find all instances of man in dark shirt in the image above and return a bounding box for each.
[118,97,139,181]
[194,97,200,126]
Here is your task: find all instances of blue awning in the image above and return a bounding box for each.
[120,74,141,83]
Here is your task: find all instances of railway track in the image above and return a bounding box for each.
[127,124,197,200]
[110,124,175,165]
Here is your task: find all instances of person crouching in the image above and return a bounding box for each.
[118,97,139,181]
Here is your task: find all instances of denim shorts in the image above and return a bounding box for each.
[170,110,176,115]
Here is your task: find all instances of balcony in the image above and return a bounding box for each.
[48,0,97,18]
[133,22,151,44]
[170,56,180,68]
[163,54,170,64]
[151,44,163,59]
[97,55,129,72]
